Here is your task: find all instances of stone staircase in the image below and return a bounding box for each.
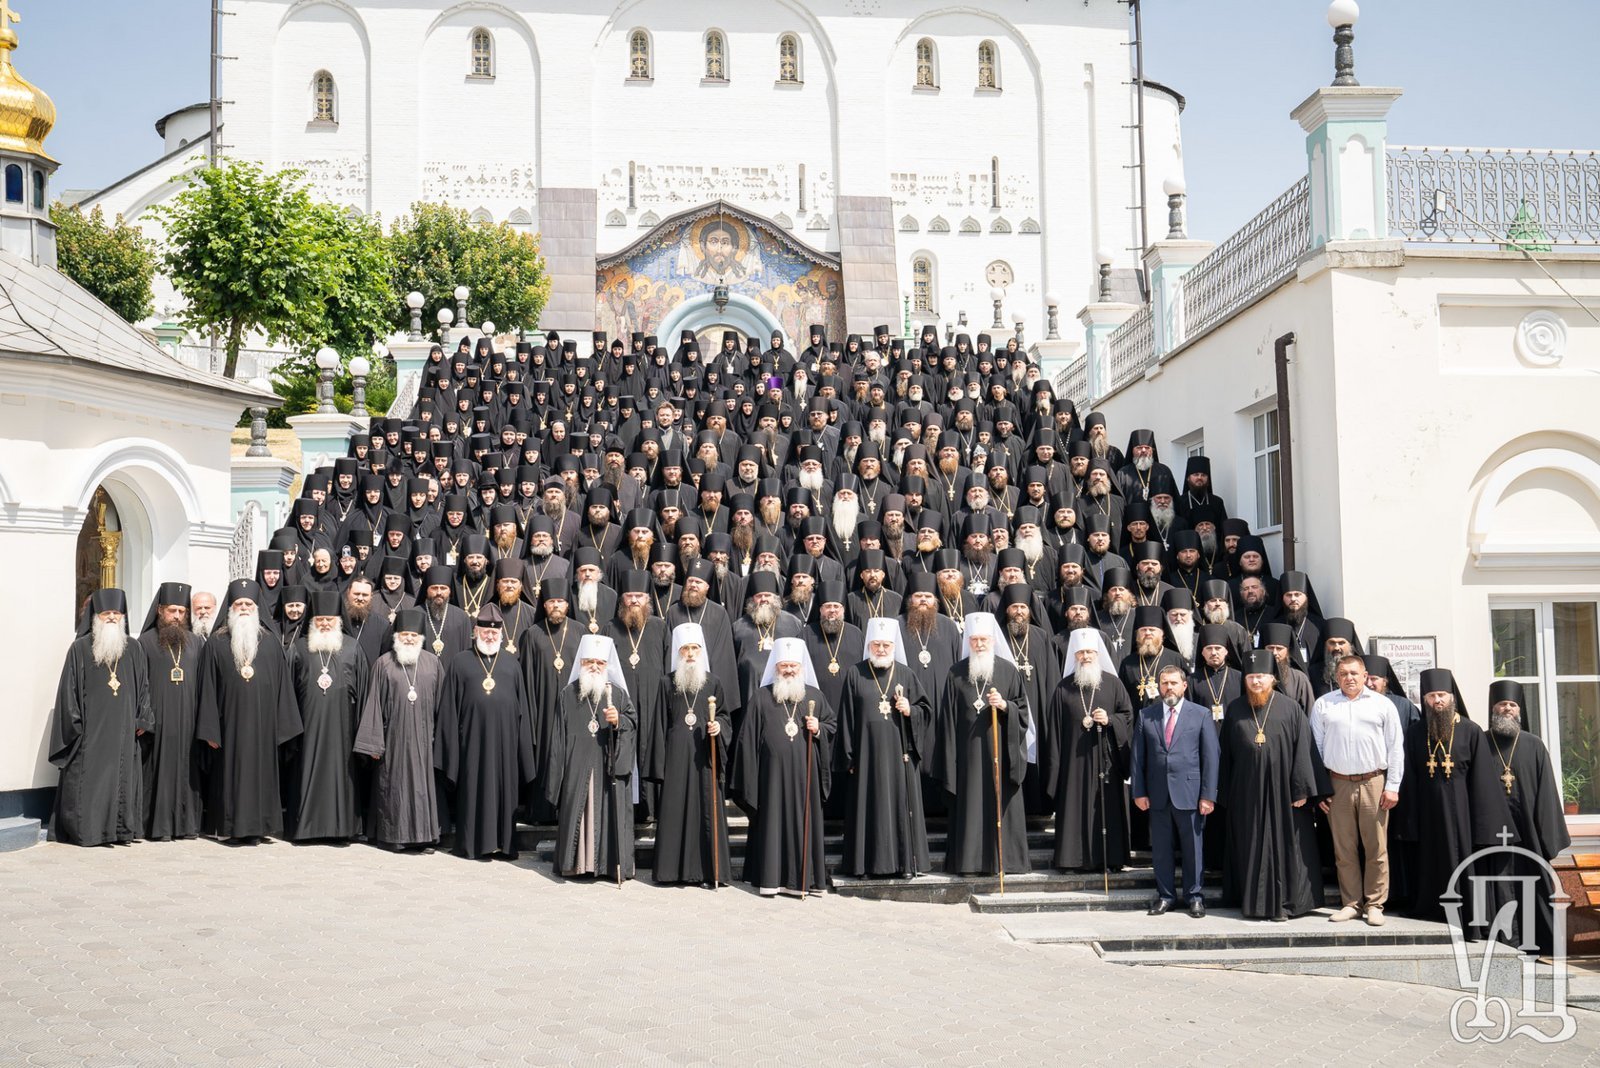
[0,815,44,852]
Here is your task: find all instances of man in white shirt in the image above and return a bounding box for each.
[1310,654,1404,926]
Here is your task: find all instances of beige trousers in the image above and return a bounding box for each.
[1327,774,1389,910]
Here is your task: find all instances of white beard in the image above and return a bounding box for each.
[892,444,906,467]
[1205,603,1231,624]
[475,635,502,657]
[868,652,895,670]
[192,615,215,639]
[1151,504,1176,529]
[1017,532,1044,565]
[967,649,996,685]
[578,670,607,703]
[229,610,261,670]
[1074,662,1102,689]
[799,468,823,493]
[1170,620,1196,662]
[771,675,806,705]
[91,618,127,668]
[577,581,599,614]
[831,497,860,542]
[868,426,887,447]
[307,626,344,655]
[1199,531,1218,556]
[530,542,552,559]
[674,661,709,695]
[393,639,422,667]
[1134,454,1153,473]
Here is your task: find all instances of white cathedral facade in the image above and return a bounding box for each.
[80,0,1183,347]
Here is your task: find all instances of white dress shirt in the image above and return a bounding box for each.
[1309,686,1405,793]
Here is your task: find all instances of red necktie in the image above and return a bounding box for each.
[1164,707,1178,747]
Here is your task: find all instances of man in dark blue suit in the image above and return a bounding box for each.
[1131,664,1220,917]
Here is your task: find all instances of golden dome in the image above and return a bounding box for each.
[0,11,56,162]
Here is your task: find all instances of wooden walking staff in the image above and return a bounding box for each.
[604,687,624,888]
[707,694,720,890]
[990,690,1005,895]
[801,698,815,900]
[1095,718,1109,897]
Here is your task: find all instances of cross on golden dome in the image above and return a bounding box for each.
[0,0,56,161]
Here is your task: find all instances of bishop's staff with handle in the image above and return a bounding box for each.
[707,694,721,890]
[1095,713,1110,897]
[987,684,1006,895]
[605,682,622,890]
[801,698,816,900]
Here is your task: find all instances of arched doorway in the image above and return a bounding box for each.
[656,291,785,361]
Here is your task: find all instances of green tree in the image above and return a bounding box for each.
[387,202,550,336]
[50,204,156,324]
[155,160,395,379]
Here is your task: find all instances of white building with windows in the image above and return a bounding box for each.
[76,0,1183,355]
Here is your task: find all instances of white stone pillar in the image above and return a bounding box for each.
[1291,86,1403,248]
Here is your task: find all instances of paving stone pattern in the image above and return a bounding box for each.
[0,841,1589,1066]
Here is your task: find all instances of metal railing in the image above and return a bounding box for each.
[1105,304,1154,395]
[230,500,262,580]
[174,345,296,380]
[1387,145,1600,245]
[1055,353,1088,409]
[1181,176,1312,340]
[388,369,420,419]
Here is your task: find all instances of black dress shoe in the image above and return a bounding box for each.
[1188,898,1206,919]
[1148,898,1175,916]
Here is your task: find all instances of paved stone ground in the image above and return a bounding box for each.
[1,840,1590,1066]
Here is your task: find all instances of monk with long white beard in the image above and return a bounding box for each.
[544,635,638,881]
[642,624,732,886]
[934,613,1033,875]
[434,605,534,860]
[355,608,444,852]
[1041,630,1133,872]
[197,579,302,844]
[285,590,369,842]
[729,638,834,896]
[48,589,151,846]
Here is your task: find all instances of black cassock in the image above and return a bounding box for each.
[286,637,370,841]
[196,634,303,840]
[545,684,638,879]
[731,615,805,718]
[519,619,585,819]
[666,600,743,715]
[1218,694,1326,918]
[935,659,1032,875]
[730,684,836,893]
[1191,665,1243,871]
[48,638,152,845]
[354,651,444,847]
[434,649,536,858]
[1398,716,1515,935]
[1481,730,1571,956]
[1040,672,1133,871]
[1006,624,1060,817]
[836,662,931,877]
[136,631,204,840]
[603,618,668,815]
[642,676,731,885]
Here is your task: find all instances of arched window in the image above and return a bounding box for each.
[4,164,21,203]
[312,70,337,123]
[911,255,935,313]
[914,38,937,89]
[32,169,45,209]
[470,28,494,78]
[628,29,652,80]
[977,41,998,90]
[705,30,727,82]
[778,33,801,84]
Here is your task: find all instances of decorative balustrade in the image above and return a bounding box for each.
[1388,145,1600,246]
[1181,177,1312,341]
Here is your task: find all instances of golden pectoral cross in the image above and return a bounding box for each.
[1500,766,1516,795]
[1426,754,1438,777]
[1442,753,1454,777]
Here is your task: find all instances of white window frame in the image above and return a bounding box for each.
[627,28,653,82]
[1248,406,1283,534]
[1491,597,1600,824]
[469,28,495,79]
[311,70,338,126]
[777,33,802,86]
[910,252,937,317]
[976,40,1000,91]
[914,38,938,90]
[703,29,729,84]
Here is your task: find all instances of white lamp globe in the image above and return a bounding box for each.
[314,346,340,371]
[453,285,470,302]
[1162,175,1187,197]
[481,321,496,336]
[1327,0,1359,29]
[1045,291,1061,307]
[405,290,425,310]
[989,287,1004,302]
[348,356,370,378]
[438,308,454,326]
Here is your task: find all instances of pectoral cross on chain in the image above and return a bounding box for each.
[1500,766,1515,795]
[1441,753,1454,778]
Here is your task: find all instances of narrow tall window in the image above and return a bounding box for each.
[4,164,21,203]
[977,41,998,89]
[629,30,651,80]
[1252,410,1282,529]
[991,157,1000,209]
[778,34,800,83]
[912,257,932,313]
[32,169,44,209]
[470,29,494,77]
[797,163,806,212]
[915,38,936,88]
[705,30,727,81]
[312,71,336,123]
[627,161,636,210]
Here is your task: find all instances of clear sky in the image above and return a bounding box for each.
[20,0,1600,240]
